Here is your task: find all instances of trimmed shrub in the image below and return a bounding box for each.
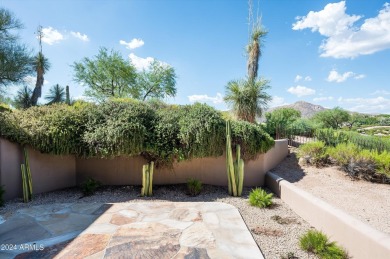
[187,178,202,196]
[298,141,328,167]
[249,188,273,208]
[299,230,348,259]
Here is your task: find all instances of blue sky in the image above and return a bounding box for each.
[2,0,390,114]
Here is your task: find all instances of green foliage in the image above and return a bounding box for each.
[265,108,301,138]
[290,118,319,137]
[249,188,273,208]
[299,230,348,259]
[298,141,328,166]
[0,101,274,165]
[0,185,5,207]
[224,78,271,123]
[73,47,137,101]
[141,161,154,197]
[21,148,32,202]
[313,107,350,129]
[135,60,177,101]
[0,8,34,88]
[81,177,101,196]
[226,120,244,197]
[187,178,202,196]
[327,143,360,167]
[13,85,32,109]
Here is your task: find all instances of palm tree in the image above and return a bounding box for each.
[45,84,65,105]
[224,78,271,123]
[13,85,32,109]
[246,22,267,81]
[31,26,50,106]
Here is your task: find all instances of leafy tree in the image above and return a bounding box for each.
[31,27,50,106]
[136,60,177,101]
[45,84,65,104]
[312,107,350,129]
[13,85,32,109]
[0,8,33,88]
[265,108,301,138]
[73,47,137,101]
[224,78,271,123]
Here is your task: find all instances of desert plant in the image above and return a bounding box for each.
[298,141,328,166]
[81,177,101,196]
[299,230,348,259]
[249,188,273,208]
[0,185,5,207]
[141,161,154,197]
[21,148,33,202]
[226,120,244,196]
[281,252,298,259]
[187,178,202,196]
[327,143,359,167]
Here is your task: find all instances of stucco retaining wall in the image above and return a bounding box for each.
[77,140,288,187]
[0,139,76,200]
[265,172,390,259]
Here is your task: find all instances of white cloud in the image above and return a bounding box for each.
[41,27,64,45]
[338,96,390,113]
[129,53,154,70]
[313,96,334,102]
[287,85,316,97]
[327,69,365,83]
[188,93,223,104]
[371,90,390,95]
[120,38,144,49]
[295,75,312,82]
[270,96,288,107]
[70,31,89,42]
[294,75,303,82]
[293,2,390,58]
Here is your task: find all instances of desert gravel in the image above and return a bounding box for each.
[1,184,312,259]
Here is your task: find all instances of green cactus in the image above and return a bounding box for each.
[21,148,33,202]
[141,161,154,197]
[226,121,244,197]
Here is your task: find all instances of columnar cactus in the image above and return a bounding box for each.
[226,121,244,197]
[21,148,33,202]
[141,161,154,197]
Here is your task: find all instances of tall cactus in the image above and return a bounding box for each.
[21,148,33,202]
[141,161,154,197]
[226,121,244,197]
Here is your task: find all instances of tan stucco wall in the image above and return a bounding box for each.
[77,140,288,187]
[27,147,76,195]
[0,139,23,200]
[265,172,390,259]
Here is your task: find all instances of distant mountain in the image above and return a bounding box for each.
[266,101,327,119]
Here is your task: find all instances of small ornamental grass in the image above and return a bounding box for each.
[81,178,101,196]
[299,230,348,259]
[187,178,202,196]
[249,188,273,208]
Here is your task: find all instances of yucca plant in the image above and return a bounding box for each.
[249,188,273,208]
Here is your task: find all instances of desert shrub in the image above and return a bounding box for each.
[327,143,359,167]
[290,118,319,137]
[298,141,328,166]
[0,185,5,207]
[249,188,273,208]
[187,178,202,196]
[81,178,101,196]
[299,230,348,259]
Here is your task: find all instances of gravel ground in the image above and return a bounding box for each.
[1,184,312,259]
[270,147,390,235]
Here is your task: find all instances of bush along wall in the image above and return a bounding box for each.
[0,100,275,166]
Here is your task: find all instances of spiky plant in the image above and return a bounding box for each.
[45,84,65,105]
[247,23,267,81]
[224,78,271,123]
[13,85,32,109]
[249,188,273,208]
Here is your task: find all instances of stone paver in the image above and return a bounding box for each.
[0,202,263,258]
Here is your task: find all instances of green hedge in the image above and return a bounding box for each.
[0,100,274,165]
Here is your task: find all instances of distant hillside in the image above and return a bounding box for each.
[267,101,327,119]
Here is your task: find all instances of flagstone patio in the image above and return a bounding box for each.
[0,202,263,259]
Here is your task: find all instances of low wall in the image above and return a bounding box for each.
[0,139,76,200]
[77,140,288,187]
[265,172,390,259]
